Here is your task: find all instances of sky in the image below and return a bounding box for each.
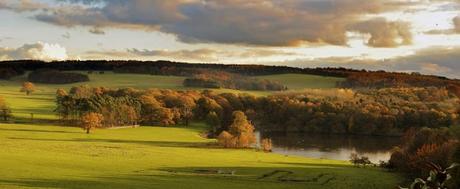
[0,0,460,78]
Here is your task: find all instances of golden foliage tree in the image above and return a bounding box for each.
[56,88,68,97]
[81,112,104,134]
[20,82,36,95]
[217,131,236,148]
[218,111,256,148]
[261,138,272,152]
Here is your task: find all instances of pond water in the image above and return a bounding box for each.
[257,131,401,163]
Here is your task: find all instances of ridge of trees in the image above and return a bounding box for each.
[1,60,459,89]
[55,86,459,136]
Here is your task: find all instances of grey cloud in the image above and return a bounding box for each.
[350,18,412,47]
[0,0,415,47]
[0,42,68,61]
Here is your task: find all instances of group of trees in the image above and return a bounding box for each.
[28,69,89,84]
[254,87,459,135]
[339,71,459,89]
[55,86,201,128]
[183,71,286,91]
[55,86,460,137]
[388,127,460,188]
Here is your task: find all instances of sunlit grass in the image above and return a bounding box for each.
[0,123,402,189]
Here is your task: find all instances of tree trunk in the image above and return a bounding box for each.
[86,128,90,134]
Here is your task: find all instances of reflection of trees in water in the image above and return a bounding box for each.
[260,132,401,154]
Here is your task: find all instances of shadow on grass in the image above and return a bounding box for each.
[0,165,401,189]
[0,127,80,134]
[7,137,217,148]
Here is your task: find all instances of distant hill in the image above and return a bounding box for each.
[1,60,459,89]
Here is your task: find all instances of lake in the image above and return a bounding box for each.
[257,131,401,163]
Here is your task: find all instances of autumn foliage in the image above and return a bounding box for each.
[389,128,458,177]
[217,111,256,148]
[80,112,104,134]
[20,82,35,95]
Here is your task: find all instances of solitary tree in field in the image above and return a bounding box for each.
[20,82,36,95]
[81,112,104,134]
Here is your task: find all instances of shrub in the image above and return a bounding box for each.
[217,131,236,148]
[261,138,273,152]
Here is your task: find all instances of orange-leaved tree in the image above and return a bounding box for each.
[218,111,256,148]
[20,82,36,95]
[81,112,104,134]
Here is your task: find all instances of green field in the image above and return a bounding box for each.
[0,72,401,188]
[0,123,402,189]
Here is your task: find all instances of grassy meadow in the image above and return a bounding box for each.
[0,123,402,189]
[0,72,403,189]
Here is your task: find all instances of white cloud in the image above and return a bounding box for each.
[0,42,68,61]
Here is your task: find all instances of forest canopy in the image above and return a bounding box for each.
[55,86,459,136]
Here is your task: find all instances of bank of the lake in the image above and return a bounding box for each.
[258,131,401,163]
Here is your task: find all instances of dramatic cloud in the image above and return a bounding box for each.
[350,18,412,47]
[0,0,416,47]
[0,42,68,61]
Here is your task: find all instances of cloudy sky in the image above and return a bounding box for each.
[1,0,460,78]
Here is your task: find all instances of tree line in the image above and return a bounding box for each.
[183,71,286,91]
[55,86,459,136]
[28,69,90,84]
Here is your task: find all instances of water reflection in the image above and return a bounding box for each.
[257,131,401,163]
